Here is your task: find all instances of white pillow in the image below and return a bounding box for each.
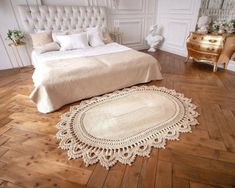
[56,32,89,51]
[34,42,60,54]
[86,27,105,47]
[52,31,68,43]
[52,30,84,43]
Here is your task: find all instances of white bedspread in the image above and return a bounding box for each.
[31,43,163,113]
[31,43,130,68]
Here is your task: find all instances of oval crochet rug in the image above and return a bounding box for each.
[56,86,199,169]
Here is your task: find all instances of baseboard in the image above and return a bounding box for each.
[159,46,187,57]
[227,60,235,72]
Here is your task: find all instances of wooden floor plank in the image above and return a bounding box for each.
[159,148,235,176]
[173,177,189,188]
[0,50,234,187]
[174,164,235,186]
[120,157,143,188]
[155,161,172,188]
[138,149,159,188]
[87,165,109,188]
[103,163,126,188]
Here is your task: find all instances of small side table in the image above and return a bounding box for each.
[8,42,26,70]
[110,31,123,44]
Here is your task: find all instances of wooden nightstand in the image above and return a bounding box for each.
[185,32,235,72]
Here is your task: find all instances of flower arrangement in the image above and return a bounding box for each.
[6,29,25,45]
[211,21,220,32]
[210,19,235,34]
[211,20,227,33]
[226,19,235,33]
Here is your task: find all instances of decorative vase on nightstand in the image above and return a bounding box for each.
[6,29,25,46]
[6,29,26,69]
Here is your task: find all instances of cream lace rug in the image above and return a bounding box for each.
[56,86,199,169]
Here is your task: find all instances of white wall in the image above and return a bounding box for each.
[111,0,157,49]
[156,0,201,57]
[0,0,156,70]
[0,0,39,70]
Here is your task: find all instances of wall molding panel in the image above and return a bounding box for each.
[166,20,189,46]
[156,0,201,56]
[118,18,144,45]
[112,0,145,14]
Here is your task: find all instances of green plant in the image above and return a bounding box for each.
[226,19,235,33]
[211,20,227,33]
[211,21,220,32]
[6,29,25,45]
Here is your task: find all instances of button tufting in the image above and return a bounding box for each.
[20,6,107,32]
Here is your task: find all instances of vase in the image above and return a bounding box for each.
[13,39,21,45]
[218,29,225,34]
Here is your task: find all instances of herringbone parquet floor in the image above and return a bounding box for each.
[0,50,235,188]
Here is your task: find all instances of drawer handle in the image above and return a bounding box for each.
[207,48,215,51]
[209,39,217,43]
[191,44,200,48]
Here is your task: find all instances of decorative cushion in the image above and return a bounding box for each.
[34,42,60,54]
[87,27,105,47]
[30,31,53,48]
[56,32,89,51]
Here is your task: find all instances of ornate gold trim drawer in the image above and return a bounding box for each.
[186,32,228,72]
[187,49,218,62]
[187,41,223,54]
[189,32,225,46]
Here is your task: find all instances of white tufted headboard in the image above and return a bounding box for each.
[18,5,107,32]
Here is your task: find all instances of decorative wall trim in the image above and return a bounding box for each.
[166,20,189,47]
[118,18,144,46]
[168,0,194,14]
[112,0,145,14]
[157,0,201,57]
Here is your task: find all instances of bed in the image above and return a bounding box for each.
[18,5,163,113]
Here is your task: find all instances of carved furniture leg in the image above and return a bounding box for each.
[213,62,217,72]
[185,56,189,63]
[217,36,235,70]
[224,63,228,70]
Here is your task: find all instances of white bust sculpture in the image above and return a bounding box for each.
[145,25,163,52]
[197,16,211,33]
